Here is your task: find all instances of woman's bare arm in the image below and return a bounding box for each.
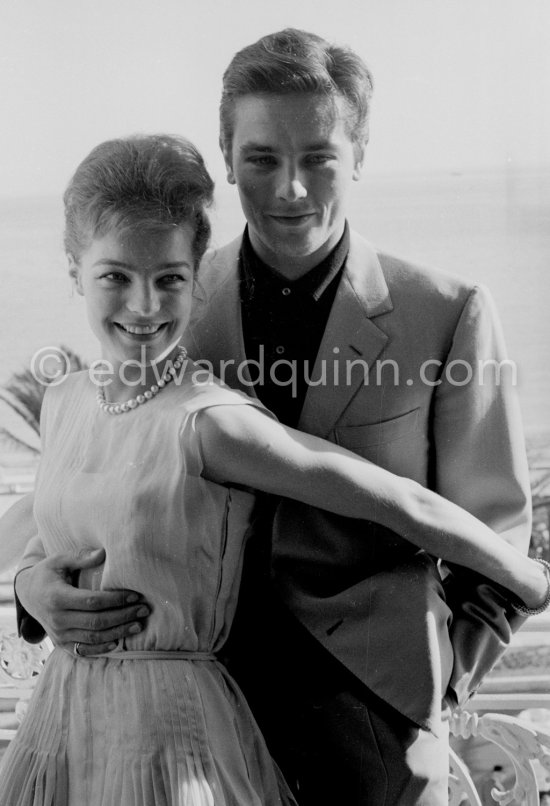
[198,405,546,610]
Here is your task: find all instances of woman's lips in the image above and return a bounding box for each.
[115,323,167,338]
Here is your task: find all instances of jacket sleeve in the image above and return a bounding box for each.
[8,388,55,644]
[15,531,48,644]
[433,284,531,706]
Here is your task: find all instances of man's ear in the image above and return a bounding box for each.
[68,254,83,295]
[352,141,367,181]
[219,137,236,185]
[224,157,236,186]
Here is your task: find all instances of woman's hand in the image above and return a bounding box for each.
[15,548,150,656]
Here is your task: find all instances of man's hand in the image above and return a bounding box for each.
[15,548,150,656]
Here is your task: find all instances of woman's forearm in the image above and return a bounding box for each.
[390,481,547,609]
[302,460,546,606]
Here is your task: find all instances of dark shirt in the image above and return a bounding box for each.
[239,223,350,427]
[228,224,354,778]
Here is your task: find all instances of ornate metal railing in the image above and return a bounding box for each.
[0,631,50,741]
[531,497,550,563]
[449,709,550,805]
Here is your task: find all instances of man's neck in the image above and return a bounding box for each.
[247,223,347,281]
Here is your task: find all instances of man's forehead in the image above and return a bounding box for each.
[231,92,349,145]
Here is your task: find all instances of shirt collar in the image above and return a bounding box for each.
[240,222,350,303]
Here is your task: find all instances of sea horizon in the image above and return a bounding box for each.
[1,167,549,439]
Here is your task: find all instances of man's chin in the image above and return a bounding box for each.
[266,230,324,258]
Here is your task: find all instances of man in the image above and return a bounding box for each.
[9,29,531,806]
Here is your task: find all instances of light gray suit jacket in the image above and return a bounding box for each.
[186,229,531,733]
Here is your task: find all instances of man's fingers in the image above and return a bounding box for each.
[62,641,119,658]
[60,620,144,647]
[53,602,150,631]
[49,586,146,613]
[44,600,150,646]
[74,642,120,657]
[51,547,106,575]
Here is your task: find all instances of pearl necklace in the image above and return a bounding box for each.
[96,346,187,415]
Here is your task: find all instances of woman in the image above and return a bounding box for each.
[0,134,547,806]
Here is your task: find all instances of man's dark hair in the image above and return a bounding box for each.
[220,28,374,152]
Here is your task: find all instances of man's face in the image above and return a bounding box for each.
[223,93,364,279]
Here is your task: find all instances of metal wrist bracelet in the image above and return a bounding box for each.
[510,558,550,617]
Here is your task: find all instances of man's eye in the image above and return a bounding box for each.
[247,155,276,166]
[306,154,334,165]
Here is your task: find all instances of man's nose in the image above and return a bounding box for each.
[127,282,161,315]
[275,167,308,202]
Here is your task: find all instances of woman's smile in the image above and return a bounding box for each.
[113,321,170,338]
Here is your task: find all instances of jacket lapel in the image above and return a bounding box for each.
[188,237,257,395]
[299,233,393,438]
[190,231,393,417]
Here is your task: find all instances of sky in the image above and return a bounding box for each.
[1,0,550,197]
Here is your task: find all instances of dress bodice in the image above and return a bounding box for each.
[33,368,264,653]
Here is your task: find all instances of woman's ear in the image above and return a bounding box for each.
[68,254,83,295]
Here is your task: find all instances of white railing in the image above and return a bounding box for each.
[449,708,550,805]
[0,631,50,741]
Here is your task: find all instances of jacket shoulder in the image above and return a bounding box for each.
[348,231,497,340]
[374,246,483,311]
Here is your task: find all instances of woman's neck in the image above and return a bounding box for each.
[98,345,186,404]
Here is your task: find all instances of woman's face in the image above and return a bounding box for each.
[70,224,195,370]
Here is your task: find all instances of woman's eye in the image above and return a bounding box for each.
[159,274,187,286]
[102,272,128,283]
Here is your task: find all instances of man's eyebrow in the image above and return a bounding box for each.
[240,140,337,152]
[303,140,338,151]
[239,143,274,153]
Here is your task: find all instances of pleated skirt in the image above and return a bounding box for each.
[0,648,296,806]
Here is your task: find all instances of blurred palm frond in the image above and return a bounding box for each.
[0,346,88,435]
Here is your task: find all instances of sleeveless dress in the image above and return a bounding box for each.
[0,367,296,806]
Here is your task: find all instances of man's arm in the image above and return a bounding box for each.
[434,283,531,705]
[1,493,150,655]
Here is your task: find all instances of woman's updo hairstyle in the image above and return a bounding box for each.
[64,134,214,270]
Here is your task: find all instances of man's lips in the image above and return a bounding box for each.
[268,213,316,226]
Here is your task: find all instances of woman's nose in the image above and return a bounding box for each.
[127,283,161,315]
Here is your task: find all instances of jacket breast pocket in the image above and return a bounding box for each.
[333,408,424,476]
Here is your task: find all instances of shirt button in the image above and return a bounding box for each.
[282,287,291,296]
[275,346,285,355]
